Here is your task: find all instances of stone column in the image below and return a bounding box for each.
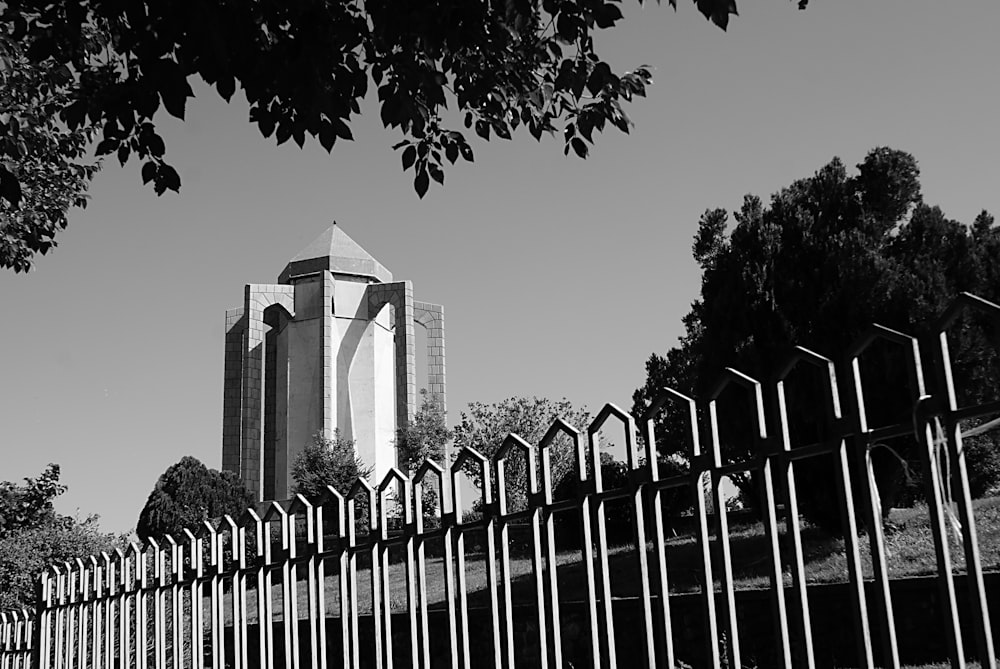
[222,308,246,476]
[414,301,447,414]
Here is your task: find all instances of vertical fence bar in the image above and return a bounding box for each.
[775,349,875,668]
[482,459,506,669]
[287,501,313,669]
[226,519,245,669]
[282,511,300,669]
[65,565,77,669]
[493,439,522,669]
[102,556,113,669]
[203,523,223,669]
[773,401,816,669]
[705,377,745,669]
[639,398,677,669]
[441,465,461,669]
[87,558,100,669]
[586,422,618,669]
[591,405,658,669]
[846,327,906,669]
[935,297,998,669]
[38,572,52,669]
[914,394,966,669]
[75,560,88,669]
[413,462,444,669]
[535,424,564,669]
[164,539,180,669]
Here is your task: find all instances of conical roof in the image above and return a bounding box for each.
[278,223,392,284]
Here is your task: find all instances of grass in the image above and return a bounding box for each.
[224,495,1000,622]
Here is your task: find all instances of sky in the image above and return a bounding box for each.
[2,0,998,535]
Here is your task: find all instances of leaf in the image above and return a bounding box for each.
[275,122,292,146]
[0,166,22,207]
[216,76,236,102]
[402,145,417,170]
[154,164,181,196]
[159,72,193,120]
[594,3,623,28]
[429,163,444,184]
[587,62,613,96]
[556,13,579,41]
[26,36,56,62]
[332,118,353,140]
[141,161,156,185]
[474,120,490,141]
[319,123,335,152]
[257,113,276,138]
[144,132,166,158]
[414,169,429,198]
[695,0,738,30]
[570,137,588,159]
[459,143,474,162]
[95,138,118,156]
[445,142,458,164]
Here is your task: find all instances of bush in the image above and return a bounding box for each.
[292,431,373,499]
[136,456,254,543]
[454,396,591,508]
[0,465,122,610]
[0,517,123,609]
[0,463,66,538]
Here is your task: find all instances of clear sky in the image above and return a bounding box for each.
[2,0,998,534]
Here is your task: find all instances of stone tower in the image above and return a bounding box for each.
[221,223,446,501]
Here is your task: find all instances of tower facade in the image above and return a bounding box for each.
[221,224,446,500]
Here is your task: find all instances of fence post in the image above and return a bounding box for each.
[32,574,44,669]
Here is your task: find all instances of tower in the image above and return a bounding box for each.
[221,223,446,500]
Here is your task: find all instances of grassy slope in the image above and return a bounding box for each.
[242,496,998,620]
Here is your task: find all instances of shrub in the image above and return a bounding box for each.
[136,456,254,543]
[291,431,374,499]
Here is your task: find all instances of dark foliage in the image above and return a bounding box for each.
[632,148,1000,532]
[0,463,66,538]
[0,464,121,609]
[136,456,255,542]
[454,396,591,506]
[0,0,810,270]
[291,431,374,500]
[396,389,452,474]
[0,37,100,271]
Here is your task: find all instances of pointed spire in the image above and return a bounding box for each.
[278,222,392,284]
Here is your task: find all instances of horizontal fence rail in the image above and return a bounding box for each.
[2,292,999,669]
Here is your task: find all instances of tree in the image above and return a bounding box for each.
[0,516,122,610]
[0,37,100,272]
[0,0,803,271]
[136,456,255,542]
[291,431,374,500]
[396,389,453,473]
[453,396,591,504]
[632,147,1000,531]
[0,463,66,537]
[396,389,453,522]
[0,464,121,609]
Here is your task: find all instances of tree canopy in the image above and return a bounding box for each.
[631,147,1000,529]
[136,456,254,542]
[0,0,809,271]
[0,463,66,537]
[291,431,374,500]
[0,464,121,609]
[396,389,453,474]
[454,396,591,502]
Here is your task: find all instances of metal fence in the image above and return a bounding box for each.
[2,292,999,669]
